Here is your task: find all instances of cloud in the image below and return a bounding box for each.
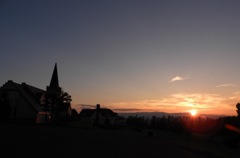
[111,108,144,112]
[170,76,188,82]
[73,104,95,108]
[216,83,236,88]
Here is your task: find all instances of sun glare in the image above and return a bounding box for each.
[189,109,197,116]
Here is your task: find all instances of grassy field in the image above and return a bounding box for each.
[147,129,240,158]
[0,123,239,158]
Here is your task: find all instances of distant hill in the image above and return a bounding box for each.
[118,112,169,119]
[118,112,228,119]
[73,104,230,119]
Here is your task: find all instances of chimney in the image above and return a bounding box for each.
[95,104,100,125]
[96,104,100,110]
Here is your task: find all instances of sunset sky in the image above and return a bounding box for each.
[1,0,240,115]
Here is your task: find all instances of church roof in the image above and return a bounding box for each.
[22,82,45,100]
[0,81,44,112]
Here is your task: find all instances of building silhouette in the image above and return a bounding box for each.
[0,63,71,123]
[79,104,120,126]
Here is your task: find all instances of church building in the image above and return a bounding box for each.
[0,63,72,123]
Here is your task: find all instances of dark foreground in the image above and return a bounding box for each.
[0,123,239,158]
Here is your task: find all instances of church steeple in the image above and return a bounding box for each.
[47,63,61,95]
[49,63,59,88]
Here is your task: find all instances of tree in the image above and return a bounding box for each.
[43,89,72,122]
[236,103,240,118]
[56,90,72,104]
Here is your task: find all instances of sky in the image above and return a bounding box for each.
[1,0,240,116]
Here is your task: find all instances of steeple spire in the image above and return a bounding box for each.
[49,63,59,88]
[47,63,61,95]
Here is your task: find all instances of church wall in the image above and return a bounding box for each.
[15,95,37,119]
[0,90,18,119]
[0,90,36,121]
[6,91,19,118]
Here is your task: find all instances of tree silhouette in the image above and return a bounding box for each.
[43,89,72,122]
[57,90,72,104]
[236,103,240,118]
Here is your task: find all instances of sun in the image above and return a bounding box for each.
[189,109,197,116]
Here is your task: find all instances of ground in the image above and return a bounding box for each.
[0,123,239,158]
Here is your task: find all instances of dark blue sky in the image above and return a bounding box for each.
[1,0,240,115]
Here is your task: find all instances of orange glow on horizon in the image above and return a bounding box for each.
[189,109,197,116]
[72,92,239,116]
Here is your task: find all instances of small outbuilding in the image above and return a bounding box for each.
[79,104,119,126]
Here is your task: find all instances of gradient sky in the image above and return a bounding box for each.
[1,0,240,115]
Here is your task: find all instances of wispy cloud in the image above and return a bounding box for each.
[216,83,236,88]
[170,76,188,82]
[73,104,96,109]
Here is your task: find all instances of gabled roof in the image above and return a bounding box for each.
[0,81,44,112]
[79,109,95,117]
[21,82,45,100]
[98,108,118,117]
[22,83,44,94]
[71,109,79,115]
[79,108,118,118]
